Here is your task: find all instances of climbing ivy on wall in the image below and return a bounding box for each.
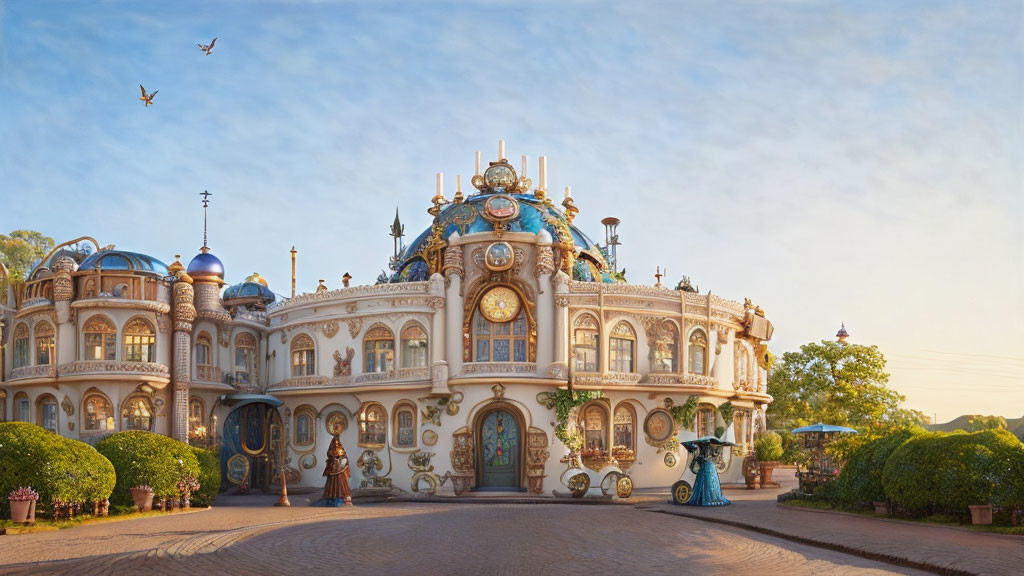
[670,396,698,431]
[542,389,604,451]
[718,401,734,426]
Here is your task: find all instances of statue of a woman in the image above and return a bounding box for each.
[322,435,353,506]
[680,438,731,507]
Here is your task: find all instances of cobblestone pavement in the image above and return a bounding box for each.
[0,497,929,576]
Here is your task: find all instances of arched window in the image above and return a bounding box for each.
[582,402,610,457]
[392,401,417,448]
[13,323,29,369]
[235,333,257,384]
[294,405,316,447]
[400,324,428,369]
[195,332,212,366]
[290,334,315,377]
[612,403,637,461]
[14,392,30,422]
[697,404,716,438]
[609,321,636,373]
[37,394,58,432]
[121,395,154,431]
[473,309,528,362]
[84,315,117,360]
[651,322,679,373]
[188,396,206,441]
[364,325,395,373]
[34,322,55,366]
[82,391,115,433]
[358,402,387,447]
[573,314,599,372]
[123,317,156,363]
[688,330,707,375]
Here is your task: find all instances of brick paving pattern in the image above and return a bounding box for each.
[0,498,928,576]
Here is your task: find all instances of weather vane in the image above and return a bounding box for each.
[200,190,213,249]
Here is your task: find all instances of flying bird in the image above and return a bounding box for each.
[198,37,217,55]
[139,84,157,107]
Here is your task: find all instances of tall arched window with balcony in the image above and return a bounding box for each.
[364,325,395,373]
[121,394,154,431]
[14,392,30,422]
[13,323,29,369]
[37,394,58,432]
[612,403,637,462]
[609,322,636,373]
[195,332,212,366]
[651,322,679,373]
[235,333,257,385]
[688,330,708,375]
[290,334,315,377]
[124,318,156,363]
[400,324,428,370]
[82,390,115,433]
[572,314,599,372]
[34,321,55,366]
[358,402,387,447]
[473,309,528,362]
[582,402,610,458]
[83,315,117,360]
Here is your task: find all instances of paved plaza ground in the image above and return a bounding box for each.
[0,473,1019,575]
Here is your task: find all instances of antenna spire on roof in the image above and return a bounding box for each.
[200,190,213,250]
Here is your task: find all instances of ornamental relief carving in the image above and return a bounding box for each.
[442,244,464,278]
[459,362,538,376]
[58,361,170,377]
[271,281,429,310]
[346,318,363,338]
[535,244,555,277]
[555,295,570,308]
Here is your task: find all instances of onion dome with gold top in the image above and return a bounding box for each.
[187,247,224,283]
[222,272,276,308]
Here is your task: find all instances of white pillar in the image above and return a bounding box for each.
[553,271,570,368]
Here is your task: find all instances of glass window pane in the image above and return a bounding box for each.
[493,339,510,361]
[513,314,526,335]
[514,340,526,362]
[475,340,490,362]
[494,322,510,336]
[474,313,490,335]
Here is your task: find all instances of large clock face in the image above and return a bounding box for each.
[479,286,521,323]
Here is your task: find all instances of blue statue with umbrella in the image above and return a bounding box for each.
[671,437,734,506]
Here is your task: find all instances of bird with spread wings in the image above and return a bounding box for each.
[139,84,157,107]
[198,37,217,55]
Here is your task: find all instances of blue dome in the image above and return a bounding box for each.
[79,250,168,275]
[187,250,224,281]
[390,193,619,283]
[223,280,276,306]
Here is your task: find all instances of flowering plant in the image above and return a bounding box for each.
[131,484,154,492]
[176,475,200,497]
[8,486,39,501]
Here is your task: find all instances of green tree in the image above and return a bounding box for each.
[968,415,1007,432]
[767,340,924,438]
[0,229,55,300]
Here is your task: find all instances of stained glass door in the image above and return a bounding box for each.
[479,409,520,489]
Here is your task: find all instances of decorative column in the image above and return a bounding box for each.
[171,267,197,443]
[710,326,733,388]
[535,231,555,374]
[552,270,570,378]
[428,273,449,395]
[52,256,76,364]
[442,234,464,378]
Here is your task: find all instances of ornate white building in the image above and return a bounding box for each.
[0,144,773,497]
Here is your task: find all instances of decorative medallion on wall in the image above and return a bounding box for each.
[484,242,515,272]
[664,452,678,467]
[481,193,520,234]
[226,454,250,485]
[325,411,348,436]
[422,429,438,446]
[300,453,317,470]
[479,286,521,323]
[644,409,675,444]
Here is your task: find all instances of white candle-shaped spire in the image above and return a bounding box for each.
[565,185,572,199]
[538,156,547,190]
[456,174,461,193]
[435,172,444,199]
[498,140,505,161]
[475,151,481,175]
[521,155,527,177]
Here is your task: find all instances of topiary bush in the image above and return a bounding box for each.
[190,447,221,507]
[0,422,116,518]
[834,427,921,508]
[96,431,200,507]
[755,431,784,462]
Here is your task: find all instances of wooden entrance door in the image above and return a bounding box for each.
[478,409,521,489]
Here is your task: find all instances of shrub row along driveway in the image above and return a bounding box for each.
[0,497,926,575]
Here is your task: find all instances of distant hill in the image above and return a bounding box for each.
[928,414,1024,439]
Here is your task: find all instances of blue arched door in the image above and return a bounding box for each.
[477,409,521,490]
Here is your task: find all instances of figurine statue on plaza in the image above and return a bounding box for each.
[322,435,353,506]
[679,437,733,507]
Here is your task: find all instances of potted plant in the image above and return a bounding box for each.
[755,432,784,487]
[742,455,760,489]
[177,475,200,510]
[130,484,155,512]
[8,486,38,524]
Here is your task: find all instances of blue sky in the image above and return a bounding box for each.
[1,0,1021,421]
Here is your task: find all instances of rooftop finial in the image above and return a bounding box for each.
[200,190,213,251]
[836,322,850,343]
[389,207,405,270]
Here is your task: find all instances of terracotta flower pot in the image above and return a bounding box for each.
[9,499,35,524]
[130,488,154,512]
[969,504,992,525]
[759,462,778,487]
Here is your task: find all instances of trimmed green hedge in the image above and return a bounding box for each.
[882,428,1024,516]
[0,422,116,517]
[755,431,784,462]
[96,431,200,506]
[834,427,921,508]
[190,447,221,507]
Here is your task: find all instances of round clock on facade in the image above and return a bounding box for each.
[479,286,521,323]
